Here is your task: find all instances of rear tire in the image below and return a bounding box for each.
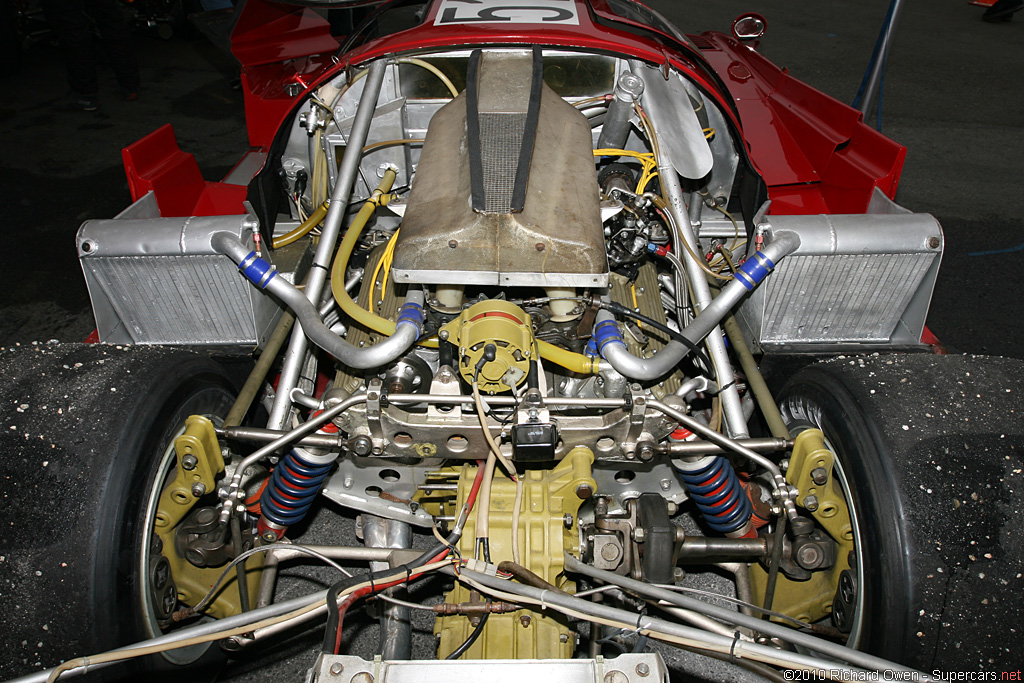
[775,353,1024,669]
[0,343,237,680]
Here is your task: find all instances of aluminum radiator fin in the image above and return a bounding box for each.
[760,253,935,343]
[86,255,256,344]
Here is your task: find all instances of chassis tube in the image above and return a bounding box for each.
[560,556,925,677]
[362,516,414,659]
[266,59,389,430]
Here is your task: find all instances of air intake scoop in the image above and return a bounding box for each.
[391,49,608,288]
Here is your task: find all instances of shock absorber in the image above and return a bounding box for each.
[258,433,338,542]
[671,429,755,538]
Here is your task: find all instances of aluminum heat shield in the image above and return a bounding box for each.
[391,50,608,288]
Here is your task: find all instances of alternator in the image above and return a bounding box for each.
[441,299,535,393]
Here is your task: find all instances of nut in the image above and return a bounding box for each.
[180,454,198,471]
[519,615,532,627]
[329,662,344,675]
[803,494,820,512]
[810,467,828,485]
[190,482,206,498]
[636,662,651,677]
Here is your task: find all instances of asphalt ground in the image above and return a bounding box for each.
[0,2,1022,682]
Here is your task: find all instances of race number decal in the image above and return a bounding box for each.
[433,0,580,26]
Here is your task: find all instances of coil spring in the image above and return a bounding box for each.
[259,449,333,528]
[675,456,752,535]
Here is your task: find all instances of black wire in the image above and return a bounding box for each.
[445,611,489,660]
[322,530,458,654]
[600,300,714,375]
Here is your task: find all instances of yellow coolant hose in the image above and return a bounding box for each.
[272,202,329,249]
[329,170,598,375]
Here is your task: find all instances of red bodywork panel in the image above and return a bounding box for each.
[230,0,340,148]
[122,124,249,216]
[123,0,905,223]
[694,32,906,215]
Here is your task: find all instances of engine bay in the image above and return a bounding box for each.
[56,45,952,681]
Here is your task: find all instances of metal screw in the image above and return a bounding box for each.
[262,530,278,543]
[535,242,545,251]
[659,479,671,491]
[563,513,574,528]
[636,442,655,462]
[927,236,941,249]
[804,495,820,512]
[448,240,458,249]
[519,615,532,627]
[636,662,651,677]
[810,467,828,485]
[559,633,569,643]
[181,454,198,471]
[673,567,685,583]
[329,662,344,676]
[438,329,450,341]
[779,458,790,472]
[191,482,206,498]
[575,483,594,499]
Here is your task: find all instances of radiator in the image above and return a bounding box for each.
[77,207,306,348]
[736,212,943,351]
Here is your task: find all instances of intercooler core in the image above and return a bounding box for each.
[391,49,608,288]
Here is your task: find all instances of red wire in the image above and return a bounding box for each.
[465,459,486,512]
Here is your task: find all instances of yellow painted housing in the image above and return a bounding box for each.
[441,299,535,393]
[434,447,596,659]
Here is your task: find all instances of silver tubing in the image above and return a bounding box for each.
[858,0,907,119]
[630,70,747,437]
[212,233,424,370]
[224,395,367,509]
[459,565,891,677]
[7,590,327,683]
[596,71,644,150]
[664,437,792,457]
[362,516,414,659]
[386,394,628,408]
[561,555,924,677]
[594,231,800,383]
[648,398,797,522]
[265,59,389,430]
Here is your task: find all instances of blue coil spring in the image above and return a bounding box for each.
[675,456,752,535]
[259,450,333,528]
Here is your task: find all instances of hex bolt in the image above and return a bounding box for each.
[350,435,373,456]
[181,454,198,471]
[803,494,820,512]
[575,483,594,499]
[559,633,569,643]
[636,442,656,462]
[659,479,672,491]
[810,467,828,485]
[563,513,574,528]
[636,662,651,677]
[329,662,344,676]
[191,482,206,498]
[779,458,790,472]
[632,527,646,542]
[519,615,532,628]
